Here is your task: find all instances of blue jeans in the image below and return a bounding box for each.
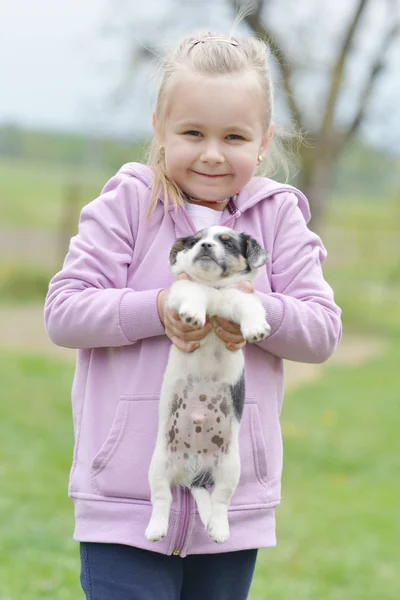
[80,542,258,600]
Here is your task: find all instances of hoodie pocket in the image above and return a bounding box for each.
[231,401,269,507]
[90,394,158,501]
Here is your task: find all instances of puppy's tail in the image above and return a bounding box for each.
[191,486,212,528]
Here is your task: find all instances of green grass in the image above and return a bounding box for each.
[250,339,400,599]
[0,343,399,598]
[0,160,108,229]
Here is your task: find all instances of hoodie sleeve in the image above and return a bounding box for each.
[255,193,342,363]
[44,178,165,349]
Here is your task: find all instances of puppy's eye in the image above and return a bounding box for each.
[188,239,197,248]
[221,239,233,249]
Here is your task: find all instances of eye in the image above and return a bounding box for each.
[187,238,198,248]
[221,238,233,249]
[184,130,202,137]
[226,134,245,140]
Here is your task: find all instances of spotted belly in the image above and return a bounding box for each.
[165,381,233,463]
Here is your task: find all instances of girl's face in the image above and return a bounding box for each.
[156,72,272,210]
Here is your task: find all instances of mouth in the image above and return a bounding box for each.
[192,171,229,179]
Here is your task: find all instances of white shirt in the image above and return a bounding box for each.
[185,202,223,231]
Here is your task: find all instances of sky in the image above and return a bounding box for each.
[0,0,399,149]
[0,0,128,135]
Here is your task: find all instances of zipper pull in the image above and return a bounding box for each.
[173,548,181,556]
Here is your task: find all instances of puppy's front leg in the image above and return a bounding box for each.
[168,280,208,329]
[218,289,271,343]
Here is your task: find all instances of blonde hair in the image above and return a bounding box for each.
[146,31,299,214]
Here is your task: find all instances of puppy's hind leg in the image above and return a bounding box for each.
[145,447,173,542]
[191,486,212,528]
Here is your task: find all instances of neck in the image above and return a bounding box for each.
[184,193,233,212]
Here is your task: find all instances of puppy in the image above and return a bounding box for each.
[145,226,270,544]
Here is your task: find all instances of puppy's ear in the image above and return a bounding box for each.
[169,235,196,265]
[244,235,269,270]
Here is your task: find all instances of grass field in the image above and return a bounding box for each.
[0,342,398,599]
[0,157,399,598]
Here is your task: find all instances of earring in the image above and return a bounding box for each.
[257,155,263,166]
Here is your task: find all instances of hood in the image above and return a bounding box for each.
[114,162,311,225]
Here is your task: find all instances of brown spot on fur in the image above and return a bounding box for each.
[195,426,202,433]
[220,398,229,417]
[184,453,189,459]
[203,449,208,453]
[221,233,231,241]
[182,404,186,409]
[199,395,207,402]
[184,442,191,448]
[216,417,221,423]
[207,403,213,410]
[168,426,175,444]
[211,435,224,448]
[170,396,179,415]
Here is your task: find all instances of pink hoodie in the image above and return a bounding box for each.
[44,163,341,556]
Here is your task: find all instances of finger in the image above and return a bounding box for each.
[215,328,245,345]
[215,317,241,334]
[171,336,199,353]
[166,321,212,342]
[176,272,192,281]
[178,322,213,342]
[237,281,254,294]
[226,341,247,352]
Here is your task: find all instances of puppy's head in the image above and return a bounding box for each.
[169,226,268,286]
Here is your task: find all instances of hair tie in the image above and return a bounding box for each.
[190,36,239,47]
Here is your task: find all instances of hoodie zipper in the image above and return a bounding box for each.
[172,487,190,556]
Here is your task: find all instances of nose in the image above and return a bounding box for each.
[200,143,224,165]
[201,242,214,249]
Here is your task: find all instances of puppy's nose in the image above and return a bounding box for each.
[201,242,213,249]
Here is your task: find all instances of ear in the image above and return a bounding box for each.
[169,235,196,265]
[259,122,275,157]
[244,236,269,270]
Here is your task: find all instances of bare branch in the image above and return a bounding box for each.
[342,19,400,147]
[227,0,304,130]
[320,0,372,137]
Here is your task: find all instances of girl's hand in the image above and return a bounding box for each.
[214,281,254,351]
[157,274,212,353]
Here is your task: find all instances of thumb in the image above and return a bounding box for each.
[237,280,254,294]
[176,272,192,281]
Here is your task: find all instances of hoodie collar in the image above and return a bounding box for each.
[120,162,311,226]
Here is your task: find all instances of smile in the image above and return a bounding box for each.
[192,171,229,179]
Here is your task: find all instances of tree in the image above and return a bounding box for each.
[109,0,400,229]
[235,0,400,227]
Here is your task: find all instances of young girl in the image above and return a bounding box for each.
[45,32,341,600]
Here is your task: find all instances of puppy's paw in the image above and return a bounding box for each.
[145,516,169,542]
[207,516,230,544]
[179,308,206,329]
[241,320,271,343]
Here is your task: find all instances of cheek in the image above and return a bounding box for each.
[229,146,258,174]
[166,139,196,169]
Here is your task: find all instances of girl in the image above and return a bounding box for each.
[45,32,342,600]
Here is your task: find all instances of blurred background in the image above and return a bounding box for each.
[0,0,399,598]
